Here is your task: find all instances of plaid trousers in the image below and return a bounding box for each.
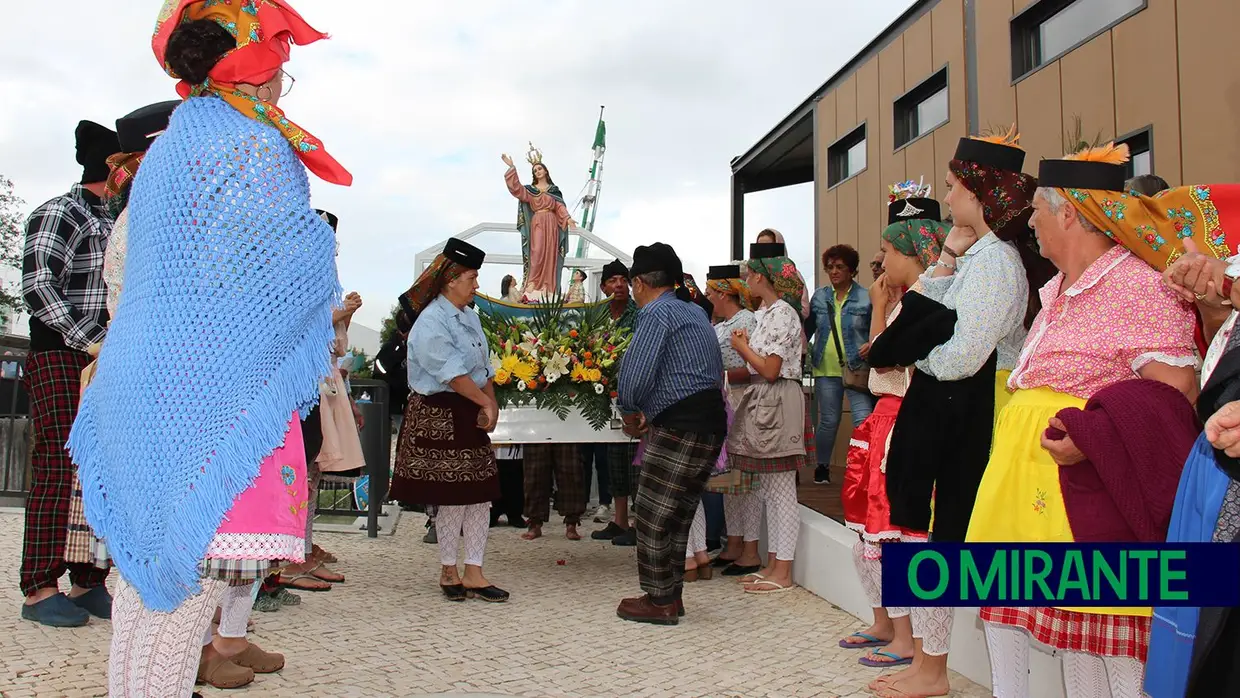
[21,350,109,595]
[523,444,585,525]
[634,427,723,603]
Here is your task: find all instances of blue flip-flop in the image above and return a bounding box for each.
[838,632,890,649]
[858,649,914,667]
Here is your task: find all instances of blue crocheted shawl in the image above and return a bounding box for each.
[68,97,340,611]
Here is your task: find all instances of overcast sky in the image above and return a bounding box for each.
[1,0,913,330]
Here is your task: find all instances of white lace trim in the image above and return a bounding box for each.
[1131,351,1199,372]
[205,533,304,561]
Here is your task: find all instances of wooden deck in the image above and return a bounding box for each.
[796,463,845,522]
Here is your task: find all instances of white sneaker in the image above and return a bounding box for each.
[593,504,611,523]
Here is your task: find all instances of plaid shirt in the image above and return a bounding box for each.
[21,184,113,352]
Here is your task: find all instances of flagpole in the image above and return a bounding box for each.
[575,106,606,258]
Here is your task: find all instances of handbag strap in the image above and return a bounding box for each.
[826,296,848,369]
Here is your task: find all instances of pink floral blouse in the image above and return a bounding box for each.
[1008,245,1198,399]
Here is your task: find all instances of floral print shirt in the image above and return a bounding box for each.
[102,207,129,319]
[716,309,758,371]
[748,300,804,380]
[916,233,1029,380]
[1008,245,1198,399]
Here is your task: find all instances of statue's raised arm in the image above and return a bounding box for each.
[504,142,575,302]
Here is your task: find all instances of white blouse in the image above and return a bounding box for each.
[748,300,804,380]
[715,309,757,371]
[102,207,129,318]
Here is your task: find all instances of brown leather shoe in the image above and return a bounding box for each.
[229,642,285,674]
[616,595,679,625]
[197,655,255,689]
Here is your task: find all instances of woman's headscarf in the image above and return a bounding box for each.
[152,0,352,186]
[949,126,1056,328]
[399,238,484,320]
[881,219,949,269]
[706,277,754,311]
[755,229,811,318]
[746,256,805,316]
[103,152,145,218]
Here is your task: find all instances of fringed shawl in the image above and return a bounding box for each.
[68,97,340,611]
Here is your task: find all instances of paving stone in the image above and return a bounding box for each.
[0,511,988,696]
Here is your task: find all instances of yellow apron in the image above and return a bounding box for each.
[967,386,1144,617]
[928,370,1013,534]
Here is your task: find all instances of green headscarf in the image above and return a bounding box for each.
[880,219,950,269]
[745,256,805,315]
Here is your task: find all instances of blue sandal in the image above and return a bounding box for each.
[858,649,914,667]
[838,632,890,649]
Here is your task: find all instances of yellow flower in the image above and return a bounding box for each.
[495,369,511,385]
[587,368,602,382]
[570,364,589,382]
[500,354,520,374]
[512,359,537,383]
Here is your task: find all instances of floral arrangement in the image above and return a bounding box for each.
[478,297,633,430]
[889,177,932,202]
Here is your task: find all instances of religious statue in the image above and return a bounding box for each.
[502,143,576,302]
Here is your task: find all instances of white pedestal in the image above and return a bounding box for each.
[491,404,634,444]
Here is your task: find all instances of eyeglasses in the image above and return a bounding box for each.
[279,69,295,98]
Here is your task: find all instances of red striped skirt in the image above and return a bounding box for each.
[980,606,1149,660]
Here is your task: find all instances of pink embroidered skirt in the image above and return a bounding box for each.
[202,413,308,578]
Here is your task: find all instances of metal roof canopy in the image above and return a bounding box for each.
[414,223,634,302]
[728,0,941,259]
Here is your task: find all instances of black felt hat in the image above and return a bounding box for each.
[748,242,786,259]
[76,120,120,184]
[953,137,1025,173]
[116,101,179,153]
[1038,158,1126,192]
[315,209,339,231]
[888,197,942,225]
[443,237,485,270]
[601,259,630,284]
[630,243,684,280]
[707,264,741,280]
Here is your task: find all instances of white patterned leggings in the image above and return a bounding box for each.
[436,503,491,567]
[685,502,707,558]
[756,471,798,561]
[724,490,762,542]
[110,576,227,697]
[851,539,909,618]
[984,622,1143,698]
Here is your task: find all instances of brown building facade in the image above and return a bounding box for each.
[730,0,1240,471]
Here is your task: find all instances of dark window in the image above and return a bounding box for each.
[1117,128,1153,179]
[895,68,949,148]
[1012,0,1145,80]
[827,124,867,187]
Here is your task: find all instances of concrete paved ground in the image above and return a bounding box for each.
[0,510,988,697]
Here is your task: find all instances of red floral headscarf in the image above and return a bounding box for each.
[152,0,352,186]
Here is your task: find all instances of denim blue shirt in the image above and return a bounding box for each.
[618,291,723,421]
[807,283,872,371]
[407,295,494,395]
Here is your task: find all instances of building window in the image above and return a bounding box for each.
[1012,0,1145,80]
[827,124,867,187]
[894,68,949,149]
[1117,128,1153,179]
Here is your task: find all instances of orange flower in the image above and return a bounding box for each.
[585,359,594,368]
[569,329,579,338]
[526,379,538,390]
[609,391,618,399]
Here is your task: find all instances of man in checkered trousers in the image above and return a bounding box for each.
[615,242,726,625]
[18,119,119,627]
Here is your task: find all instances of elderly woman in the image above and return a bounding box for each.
[67,2,349,696]
[968,147,1202,698]
[838,188,947,672]
[390,238,508,604]
[727,243,808,595]
[703,265,763,575]
[869,132,1036,698]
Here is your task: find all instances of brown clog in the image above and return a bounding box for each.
[197,655,255,689]
[229,642,285,674]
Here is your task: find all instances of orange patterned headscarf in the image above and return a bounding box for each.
[1047,143,1240,268]
[706,278,754,311]
[152,0,352,186]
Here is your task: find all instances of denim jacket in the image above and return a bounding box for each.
[807,283,872,372]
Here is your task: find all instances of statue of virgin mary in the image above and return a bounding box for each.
[501,144,576,301]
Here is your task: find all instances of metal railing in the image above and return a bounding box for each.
[0,335,31,506]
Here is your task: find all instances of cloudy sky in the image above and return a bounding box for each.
[1,0,913,330]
